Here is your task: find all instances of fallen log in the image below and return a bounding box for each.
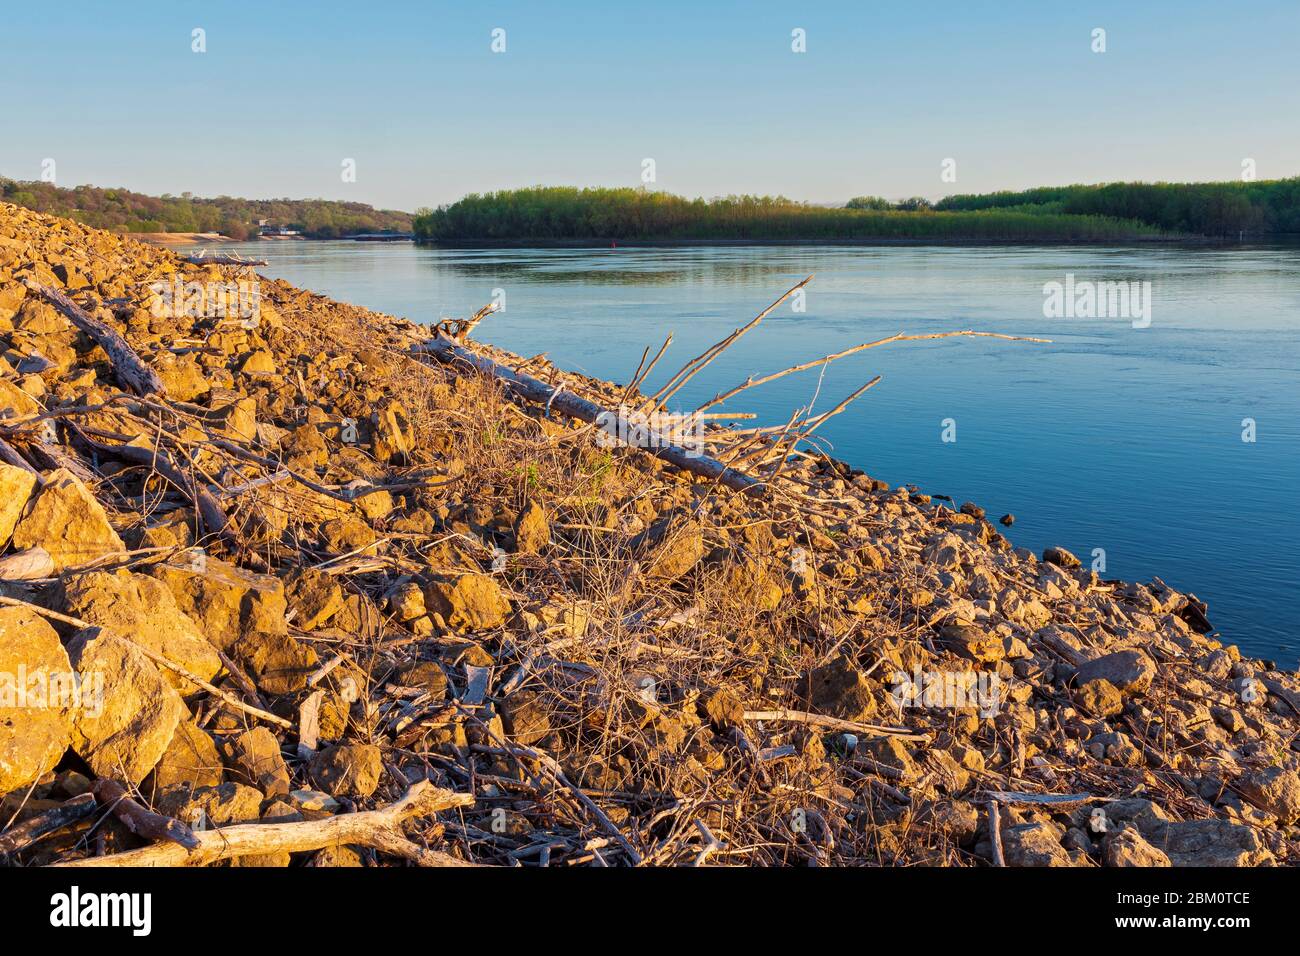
[414,333,769,497]
[22,281,166,397]
[54,780,475,867]
[0,793,97,859]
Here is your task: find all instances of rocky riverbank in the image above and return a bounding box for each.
[0,201,1297,867]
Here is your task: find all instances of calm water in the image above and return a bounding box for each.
[223,240,1300,666]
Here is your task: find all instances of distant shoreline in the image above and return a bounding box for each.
[420,235,1275,249]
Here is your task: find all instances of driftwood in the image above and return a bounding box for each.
[417,282,1047,502]
[0,793,97,858]
[0,436,41,477]
[182,253,267,266]
[984,790,1109,810]
[55,780,475,867]
[987,800,1006,867]
[72,429,232,542]
[22,281,166,397]
[415,333,769,497]
[0,547,55,580]
[743,709,931,742]
[93,779,198,849]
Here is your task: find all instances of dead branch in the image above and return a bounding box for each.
[0,793,97,858]
[743,709,930,742]
[415,333,770,497]
[93,779,198,849]
[55,780,476,867]
[22,281,166,397]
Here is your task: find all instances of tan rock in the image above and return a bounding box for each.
[937,623,1005,664]
[223,726,291,798]
[11,468,125,571]
[158,781,263,828]
[309,743,383,798]
[0,462,37,546]
[0,607,75,796]
[1105,826,1171,867]
[66,627,185,784]
[802,653,878,722]
[0,379,41,419]
[1237,766,1300,825]
[371,399,411,463]
[512,500,550,553]
[152,556,287,654]
[151,352,210,402]
[60,569,221,693]
[425,573,511,631]
[630,516,704,582]
[151,718,224,790]
[285,568,344,631]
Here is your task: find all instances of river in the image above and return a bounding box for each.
[218,239,1300,666]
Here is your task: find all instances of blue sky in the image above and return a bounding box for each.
[2,0,1297,211]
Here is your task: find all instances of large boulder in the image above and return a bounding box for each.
[11,468,125,570]
[0,462,37,546]
[152,557,287,653]
[0,607,74,796]
[1237,766,1300,825]
[66,627,185,784]
[60,569,221,693]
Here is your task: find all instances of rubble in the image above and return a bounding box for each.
[0,201,1295,868]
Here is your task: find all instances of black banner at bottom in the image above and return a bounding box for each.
[0,865,1286,942]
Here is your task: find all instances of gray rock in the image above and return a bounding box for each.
[1075,650,1156,696]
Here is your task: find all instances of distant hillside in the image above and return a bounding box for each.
[0,177,412,239]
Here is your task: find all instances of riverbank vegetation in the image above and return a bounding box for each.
[412,187,1166,243]
[0,177,411,239]
[936,177,1300,237]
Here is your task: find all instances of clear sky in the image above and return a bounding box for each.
[3,0,1297,212]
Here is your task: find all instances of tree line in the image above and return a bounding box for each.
[412,186,1164,243]
[0,178,412,239]
[935,178,1300,236]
